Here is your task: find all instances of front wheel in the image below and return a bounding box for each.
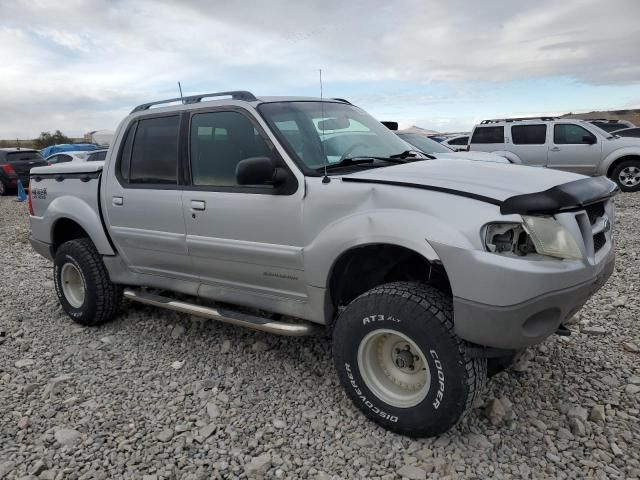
[332,282,486,437]
[611,159,640,192]
[54,238,122,326]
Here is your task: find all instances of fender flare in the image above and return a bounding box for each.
[599,148,640,176]
[304,209,475,288]
[44,195,115,255]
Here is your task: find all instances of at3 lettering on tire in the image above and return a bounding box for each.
[332,281,487,437]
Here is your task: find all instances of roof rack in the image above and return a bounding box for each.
[131,90,258,113]
[480,116,558,124]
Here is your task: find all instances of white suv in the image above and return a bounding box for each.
[469,117,640,191]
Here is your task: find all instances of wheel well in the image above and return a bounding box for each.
[52,218,90,252]
[607,155,640,178]
[328,244,451,311]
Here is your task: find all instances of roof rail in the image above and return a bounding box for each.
[332,98,352,105]
[585,118,621,123]
[480,116,558,124]
[131,90,257,113]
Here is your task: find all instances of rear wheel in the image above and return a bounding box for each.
[54,238,122,326]
[332,282,486,437]
[611,159,640,192]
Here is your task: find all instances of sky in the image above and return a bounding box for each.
[1,0,639,139]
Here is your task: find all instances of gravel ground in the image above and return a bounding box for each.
[0,193,639,480]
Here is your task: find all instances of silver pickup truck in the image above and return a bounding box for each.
[28,91,617,437]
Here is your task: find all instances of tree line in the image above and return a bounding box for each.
[0,130,73,149]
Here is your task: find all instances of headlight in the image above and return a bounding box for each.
[485,217,582,259]
[521,215,582,259]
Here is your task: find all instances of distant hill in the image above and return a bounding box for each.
[561,108,640,126]
[398,125,440,135]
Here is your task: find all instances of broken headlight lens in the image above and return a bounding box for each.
[485,222,536,256]
[485,217,582,259]
[521,215,582,259]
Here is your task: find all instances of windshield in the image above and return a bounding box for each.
[259,101,412,171]
[396,134,453,154]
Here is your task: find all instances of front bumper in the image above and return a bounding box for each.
[432,237,615,350]
[453,255,614,349]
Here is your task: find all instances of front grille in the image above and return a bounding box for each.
[585,202,605,225]
[593,232,606,252]
[582,201,608,254]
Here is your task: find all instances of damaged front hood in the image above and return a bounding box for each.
[341,159,617,214]
[342,159,581,202]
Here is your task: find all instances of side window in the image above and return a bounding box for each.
[511,125,547,145]
[88,151,107,162]
[129,115,179,185]
[554,124,596,144]
[449,136,468,145]
[190,111,272,187]
[470,126,504,144]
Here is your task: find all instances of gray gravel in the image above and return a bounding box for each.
[1,193,639,479]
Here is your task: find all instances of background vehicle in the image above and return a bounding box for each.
[396,131,509,163]
[40,143,98,158]
[611,127,640,138]
[28,91,616,437]
[469,117,640,191]
[0,158,19,195]
[429,133,470,152]
[0,148,47,189]
[86,149,108,162]
[586,118,635,133]
[46,151,90,164]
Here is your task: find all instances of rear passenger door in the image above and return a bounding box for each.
[104,114,193,281]
[547,123,602,175]
[181,108,307,303]
[508,124,548,167]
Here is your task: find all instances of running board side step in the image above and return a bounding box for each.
[123,289,322,337]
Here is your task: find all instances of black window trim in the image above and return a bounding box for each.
[553,123,597,145]
[114,112,182,190]
[184,105,298,196]
[470,126,505,144]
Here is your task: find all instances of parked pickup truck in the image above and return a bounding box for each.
[29,91,617,437]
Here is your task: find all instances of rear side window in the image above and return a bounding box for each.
[554,124,595,144]
[128,115,179,185]
[471,126,504,144]
[448,136,468,145]
[511,125,547,145]
[88,151,107,162]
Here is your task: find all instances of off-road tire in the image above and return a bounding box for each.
[333,281,486,437]
[54,238,122,326]
[611,158,640,192]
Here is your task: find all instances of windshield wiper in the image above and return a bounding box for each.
[316,153,430,173]
[390,149,436,160]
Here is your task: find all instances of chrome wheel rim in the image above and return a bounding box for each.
[61,263,85,308]
[357,329,430,408]
[619,166,640,187]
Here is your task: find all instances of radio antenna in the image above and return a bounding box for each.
[178,82,184,104]
[320,69,330,184]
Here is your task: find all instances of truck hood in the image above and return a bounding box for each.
[609,136,640,147]
[342,159,582,202]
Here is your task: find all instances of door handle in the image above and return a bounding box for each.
[190,200,206,211]
[112,196,123,206]
[550,147,560,152]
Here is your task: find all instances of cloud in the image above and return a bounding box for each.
[0,0,638,137]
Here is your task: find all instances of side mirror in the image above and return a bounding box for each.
[582,135,596,145]
[236,157,288,186]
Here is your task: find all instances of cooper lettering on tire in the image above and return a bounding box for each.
[332,282,487,437]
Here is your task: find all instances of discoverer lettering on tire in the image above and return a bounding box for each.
[345,363,398,422]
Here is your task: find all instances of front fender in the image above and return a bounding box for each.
[598,148,640,176]
[304,209,476,288]
[491,151,522,164]
[33,195,115,255]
